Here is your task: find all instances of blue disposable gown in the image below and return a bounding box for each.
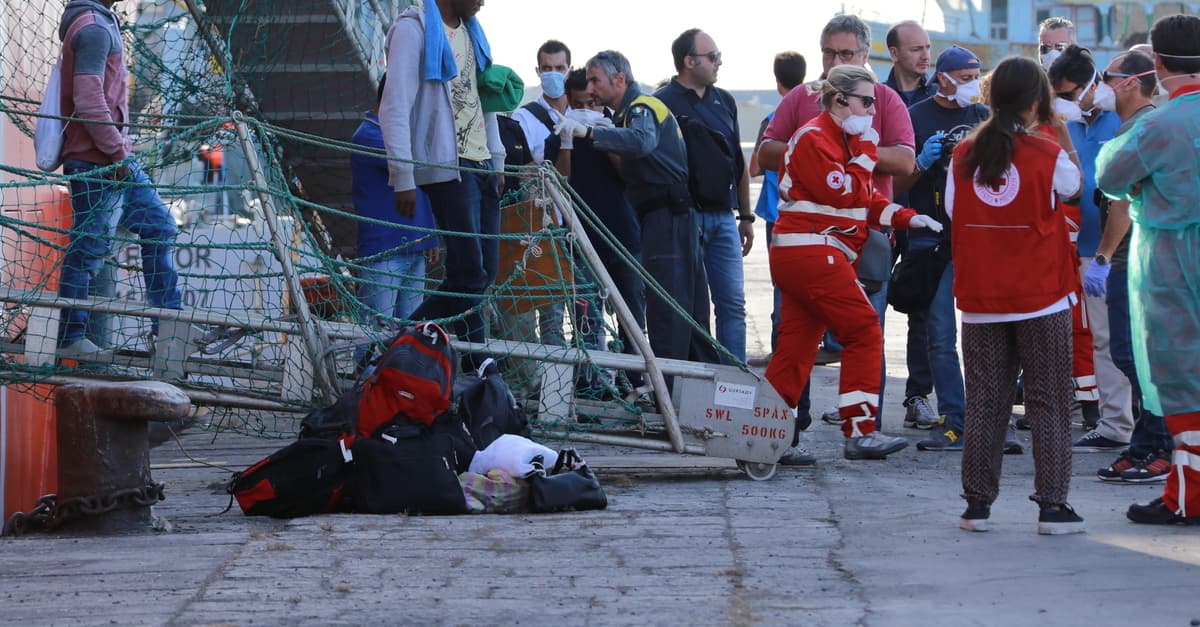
[1095,89,1200,416]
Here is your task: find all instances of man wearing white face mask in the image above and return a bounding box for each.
[513,40,572,169]
[890,46,992,452]
[1038,16,1074,69]
[1087,50,1174,486]
[1047,45,1135,455]
[506,39,575,353]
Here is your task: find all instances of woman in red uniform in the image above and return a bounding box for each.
[767,65,941,460]
[948,57,1085,535]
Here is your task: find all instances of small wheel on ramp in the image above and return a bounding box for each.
[736,460,778,481]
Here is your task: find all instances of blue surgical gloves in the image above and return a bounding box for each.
[916,132,946,171]
[1084,259,1112,297]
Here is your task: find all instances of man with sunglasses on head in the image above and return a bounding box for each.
[1039,17,1075,69]
[755,14,915,450]
[1047,46,1135,457]
[655,29,752,368]
[1086,49,1174,486]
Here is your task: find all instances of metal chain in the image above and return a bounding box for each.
[1,483,165,537]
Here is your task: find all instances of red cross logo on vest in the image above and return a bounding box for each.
[972,165,1021,207]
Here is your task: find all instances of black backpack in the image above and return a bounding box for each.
[498,114,532,199]
[519,101,562,166]
[677,115,736,211]
[453,358,529,450]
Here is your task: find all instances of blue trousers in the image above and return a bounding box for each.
[412,160,500,348]
[696,211,746,363]
[1108,267,1173,457]
[59,159,181,346]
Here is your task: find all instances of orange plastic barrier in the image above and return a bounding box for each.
[1,184,70,520]
[495,199,574,314]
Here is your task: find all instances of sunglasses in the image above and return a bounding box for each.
[1102,69,1155,82]
[841,92,876,108]
[690,50,722,63]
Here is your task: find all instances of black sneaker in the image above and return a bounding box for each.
[1080,401,1100,431]
[959,503,991,532]
[1127,498,1200,525]
[1014,414,1031,430]
[1097,450,1139,482]
[1072,430,1129,453]
[1037,503,1086,535]
[917,428,963,451]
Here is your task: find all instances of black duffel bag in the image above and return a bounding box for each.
[229,438,351,518]
[528,448,607,513]
[350,421,468,515]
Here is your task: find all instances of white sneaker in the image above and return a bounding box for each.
[57,338,112,360]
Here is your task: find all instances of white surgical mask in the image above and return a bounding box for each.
[1151,87,1169,107]
[1093,82,1117,112]
[840,114,874,136]
[1040,49,1062,69]
[937,74,981,108]
[539,71,566,99]
[1053,97,1083,123]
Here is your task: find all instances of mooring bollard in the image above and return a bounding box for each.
[55,381,192,534]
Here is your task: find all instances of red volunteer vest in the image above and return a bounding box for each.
[951,134,1075,314]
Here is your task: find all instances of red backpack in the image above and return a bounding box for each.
[356,322,457,436]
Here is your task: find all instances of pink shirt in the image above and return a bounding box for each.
[764,81,914,200]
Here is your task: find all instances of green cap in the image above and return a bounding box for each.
[477,64,525,113]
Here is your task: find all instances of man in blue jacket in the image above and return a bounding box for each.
[352,75,439,323]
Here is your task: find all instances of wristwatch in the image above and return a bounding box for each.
[1095,254,1110,265]
[736,214,756,223]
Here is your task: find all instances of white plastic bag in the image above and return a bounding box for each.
[468,434,558,478]
[35,59,66,172]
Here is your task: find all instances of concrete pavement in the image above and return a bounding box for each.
[2,218,1198,626]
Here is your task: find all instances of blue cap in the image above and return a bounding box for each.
[935,45,981,75]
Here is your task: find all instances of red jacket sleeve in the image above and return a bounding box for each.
[783,128,879,212]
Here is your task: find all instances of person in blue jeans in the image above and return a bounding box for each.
[351,77,439,324]
[655,29,752,364]
[885,46,980,450]
[55,0,181,358]
[59,160,181,356]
